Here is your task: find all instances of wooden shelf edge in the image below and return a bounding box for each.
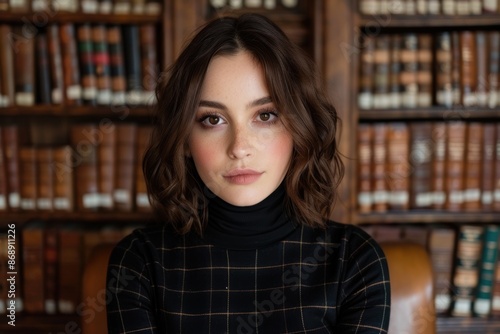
[0,11,161,23]
[437,316,500,332]
[0,105,153,118]
[0,211,154,224]
[358,107,500,121]
[358,14,500,28]
[357,212,500,224]
[0,314,79,332]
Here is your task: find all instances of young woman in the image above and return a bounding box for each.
[107,13,390,333]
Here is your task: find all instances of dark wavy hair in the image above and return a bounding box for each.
[143,13,344,235]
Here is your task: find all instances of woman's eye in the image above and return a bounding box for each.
[258,112,276,122]
[207,116,220,125]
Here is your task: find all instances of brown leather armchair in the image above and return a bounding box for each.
[81,241,436,334]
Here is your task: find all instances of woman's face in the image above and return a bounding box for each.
[187,51,294,206]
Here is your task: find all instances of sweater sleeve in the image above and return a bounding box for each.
[334,226,391,333]
[106,231,158,334]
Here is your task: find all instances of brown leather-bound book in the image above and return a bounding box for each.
[97,128,116,211]
[460,31,477,107]
[12,25,35,106]
[456,0,471,14]
[481,124,496,211]
[44,226,58,314]
[389,34,402,109]
[70,124,99,212]
[0,0,8,10]
[489,31,500,108]
[144,0,160,14]
[436,32,453,108]
[19,147,37,211]
[132,0,145,13]
[432,122,447,210]
[373,35,390,109]
[409,122,433,209]
[77,24,97,106]
[451,31,462,106]
[92,24,112,105]
[358,0,378,15]
[135,125,152,212]
[2,125,20,211]
[445,121,466,212]
[114,123,137,211]
[428,0,440,14]
[0,25,14,106]
[35,32,52,104]
[405,0,416,14]
[416,0,428,14]
[57,226,83,314]
[36,148,53,211]
[357,123,373,214]
[52,146,74,211]
[475,31,488,107]
[371,123,388,212]
[47,24,64,105]
[386,122,410,211]
[22,221,45,313]
[113,0,131,13]
[494,123,500,211]
[417,34,433,107]
[452,225,484,317]
[428,226,456,315]
[463,122,483,211]
[60,23,82,105]
[139,24,158,105]
[122,25,142,105]
[470,0,482,14]
[0,127,7,212]
[400,33,418,108]
[358,35,375,110]
[107,25,126,105]
[442,0,455,15]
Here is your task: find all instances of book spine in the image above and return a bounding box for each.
[97,128,116,210]
[436,32,453,108]
[400,33,418,108]
[452,225,484,317]
[470,0,482,14]
[358,36,375,110]
[372,123,388,212]
[483,0,498,12]
[463,122,483,211]
[122,25,142,105]
[431,122,447,209]
[22,223,45,313]
[416,0,427,13]
[77,24,97,105]
[475,31,488,107]
[135,125,152,211]
[93,24,112,105]
[12,25,35,107]
[36,148,54,211]
[107,25,126,105]
[52,146,74,211]
[0,127,7,211]
[481,123,496,211]
[47,24,64,105]
[473,225,500,317]
[489,31,500,109]
[57,227,83,314]
[357,123,373,213]
[451,31,462,106]
[60,23,82,105]
[442,0,455,15]
[417,34,433,107]
[460,31,477,107]
[2,126,20,211]
[494,123,500,211]
[139,24,158,105]
[373,35,391,109]
[43,226,58,314]
[389,34,402,109]
[428,0,440,13]
[445,122,466,211]
[386,122,410,211]
[359,0,378,15]
[19,147,37,211]
[35,32,52,104]
[409,122,433,209]
[0,25,14,107]
[114,123,137,211]
[456,0,471,14]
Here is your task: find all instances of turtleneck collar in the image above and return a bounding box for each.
[203,182,297,250]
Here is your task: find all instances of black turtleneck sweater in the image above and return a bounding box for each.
[106,185,390,333]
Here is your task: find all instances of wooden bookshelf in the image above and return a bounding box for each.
[0,12,162,23]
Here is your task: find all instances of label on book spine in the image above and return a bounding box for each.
[99,194,113,208]
[83,193,100,208]
[37,198,52,210]
[52,89,62,104]
[482,191,493,205]
[15,92,35,106]
[67,85,82,100]
[8,193,20,208]
[81,0,98,12]
[145,2,161,14]
[20,199,36,210]
[114,189,130,203]
[0,195,6,210]
[114,2,131,13]
[136,193,150,207]
[54,197,70,210]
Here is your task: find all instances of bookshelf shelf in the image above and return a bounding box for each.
[357,212,500,224]
[0,211,154,225]
[0,105,153,118]
[0,314,79,333]
[437,316,500,333]
[358,107,500,121]
[0,12,162,24]
[358,14,500,29]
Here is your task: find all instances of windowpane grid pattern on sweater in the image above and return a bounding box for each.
[107,223,390,333]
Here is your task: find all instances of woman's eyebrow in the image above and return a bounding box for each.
[198,96,272,110]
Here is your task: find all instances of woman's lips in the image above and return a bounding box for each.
[223,169,263,185]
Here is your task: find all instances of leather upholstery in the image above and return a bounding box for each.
[381,241,436,334]
[81,241,436,334]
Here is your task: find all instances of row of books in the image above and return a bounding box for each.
[365,224,500,318]
[0,123,152,213]
[358,31,500,110]
[0,0,161,14]
[209,0,299,9]
[0,222,138,314]
[357,121,500,213]
[359,0,500,15]
[0,23,159,107]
